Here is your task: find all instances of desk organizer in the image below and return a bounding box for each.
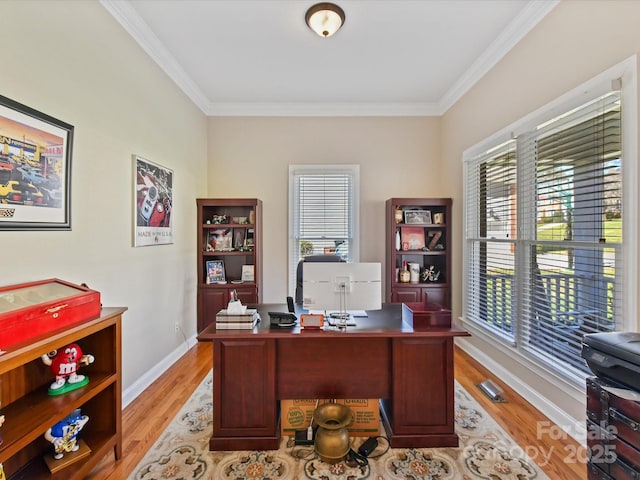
[401,302,451,329]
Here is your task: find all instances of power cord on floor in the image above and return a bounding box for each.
[365,435,390,459]
[345,448,369,467]
[345,435,391,467]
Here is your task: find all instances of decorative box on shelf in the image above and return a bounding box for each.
[0,278,101,350]
[402,302,451,329]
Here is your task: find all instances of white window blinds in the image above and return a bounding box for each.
[294,174,353,255]
[520,91,622,373]
[465,140,518,343]
[464,82,624,380]
[289,165,359,295]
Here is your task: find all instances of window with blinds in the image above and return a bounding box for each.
[465,140,518,343]
[289,165,359,295]
[464,78,626,381]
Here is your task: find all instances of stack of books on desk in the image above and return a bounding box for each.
[215,308,259,329]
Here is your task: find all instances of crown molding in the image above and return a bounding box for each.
[101,0,558,117]
[438,0,559,114]
[205,101,441,117]
[100,0,211,114]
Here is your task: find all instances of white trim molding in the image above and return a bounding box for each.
[122,334,198,408]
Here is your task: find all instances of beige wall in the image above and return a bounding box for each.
[1,0,208,398]
[442,0,640,437]
[207,116,442,302]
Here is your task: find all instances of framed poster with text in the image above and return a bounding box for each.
[133,155,173,246]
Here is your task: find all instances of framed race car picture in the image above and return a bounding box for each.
[0,94,74,230]
[206,260,226,284]
[133,155,173,246]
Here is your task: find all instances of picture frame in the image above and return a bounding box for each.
[233,228,246,249]
[209,228,233,251]
[134,155,173,246]
[206,260,226,284]
[246,228,255,248]
[404,210,432,225]
[0,94,73,230]
[401,227,426,250]
[241,264,255,283]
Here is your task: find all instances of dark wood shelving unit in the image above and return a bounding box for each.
[196,198,262,332]
[0,307,125,480]
[385,198,452,307]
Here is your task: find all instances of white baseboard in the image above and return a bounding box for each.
[122,334,198,408]
[457,338,586,446]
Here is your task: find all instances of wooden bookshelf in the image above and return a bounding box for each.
[0,307,125,480]
[196,198,262,332]
[386,198,452,307]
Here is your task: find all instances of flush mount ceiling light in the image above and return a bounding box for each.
[305,3,345,38]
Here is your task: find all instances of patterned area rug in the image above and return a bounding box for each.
[130,371,549,480]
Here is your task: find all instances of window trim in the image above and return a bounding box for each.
[288,164,360,296]
[462,55,638,386]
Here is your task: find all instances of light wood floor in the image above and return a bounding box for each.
[87,341,586,479]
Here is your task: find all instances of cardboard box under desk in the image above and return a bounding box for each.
[281,398,380,437]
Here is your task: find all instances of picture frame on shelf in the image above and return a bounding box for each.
[206,260,226,284]
[241,264,255,283]
[209,228,233,251]
[0,94,74,230]
[246,228,255,248]
[233,228,246,249]
[404,210,431,225]
[401,227,425,250]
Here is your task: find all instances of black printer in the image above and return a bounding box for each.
[581,331,640,389]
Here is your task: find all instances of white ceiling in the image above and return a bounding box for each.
[101,0,557,116]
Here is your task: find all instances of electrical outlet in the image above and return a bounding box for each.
[174,322,179,332]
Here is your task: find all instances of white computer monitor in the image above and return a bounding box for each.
[302,262,382,313]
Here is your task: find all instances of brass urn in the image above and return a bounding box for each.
[313,402,353,464]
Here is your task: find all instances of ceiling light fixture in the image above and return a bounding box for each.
[305,3,345,38]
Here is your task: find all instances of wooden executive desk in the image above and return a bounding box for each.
[198,304,470,451]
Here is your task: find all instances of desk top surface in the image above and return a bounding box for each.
[198,303,470,340]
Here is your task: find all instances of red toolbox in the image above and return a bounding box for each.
[0,278,101,350]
